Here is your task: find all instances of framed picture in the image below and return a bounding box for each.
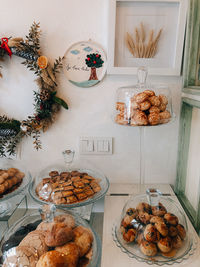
[107,0,188,76]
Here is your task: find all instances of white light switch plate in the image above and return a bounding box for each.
[79,137,113,155]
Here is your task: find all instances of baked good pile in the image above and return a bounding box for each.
[36,170,101,205]
[2,213,94,267]
[120,202,186,258]
[115,90,171,126]
[0,168,25,198]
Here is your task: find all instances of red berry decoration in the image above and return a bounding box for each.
[93,61,96,64]
[40,104,43,110]
[35,116,41,121]
[96,54,99,57]
[87,57,90,61]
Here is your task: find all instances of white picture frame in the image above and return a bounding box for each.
[107,0,188,76]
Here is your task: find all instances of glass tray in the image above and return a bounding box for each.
[29,164,109,209]
[0,208,101,267]
[112,194,198,265]
[0,159,31,216]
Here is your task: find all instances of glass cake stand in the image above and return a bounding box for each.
[112,191,198,265]
[0,158,32,216]
[29,161,110,209]
[0,206,101,267]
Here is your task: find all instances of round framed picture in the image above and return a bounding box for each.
[63,41,107,88]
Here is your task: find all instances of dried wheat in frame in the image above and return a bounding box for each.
[107,0,188,75]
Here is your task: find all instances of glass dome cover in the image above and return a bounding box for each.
[114,67,174,127]
[0,158,32,215]
[29,157,109,209]
[0,205,101,267]
[113,189,198,265]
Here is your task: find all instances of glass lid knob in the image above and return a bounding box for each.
[137,66,148,87]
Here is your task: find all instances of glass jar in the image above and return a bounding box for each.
[114,67,174,126]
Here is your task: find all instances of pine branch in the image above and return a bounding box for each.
[52,57,63,74]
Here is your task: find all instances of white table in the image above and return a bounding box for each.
[102,183,200,267]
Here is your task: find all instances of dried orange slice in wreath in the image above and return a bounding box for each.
[0,22,68,157]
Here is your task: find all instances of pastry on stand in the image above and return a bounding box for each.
[0,204,101,267]
[112,188,198,265]
[114,66,174,184]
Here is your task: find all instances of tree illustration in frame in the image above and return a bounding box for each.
[85,53,104,81]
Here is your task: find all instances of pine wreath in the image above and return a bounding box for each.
[0,22,68,157]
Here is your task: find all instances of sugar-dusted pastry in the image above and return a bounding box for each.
[130,98,140,110]
[139,100,151,111]
[159,94,168,105]
[149,96,161,107]
[3,246,38,267]
[148,112,160,125]
[135,92,149,104]
[159,103,167,112]
[36,251,68,267]
[150,216,164,224]
[149,106,160,114]
[55,242,80,267]
[116,102,125,111]
[136,231,144,245]
[140,241,157,256]
[54,214,75,229]
[164,213,179,226]
[144,224,160,243]
[143,90,155,97]
[19,230,48,258]
[151,203,167,217]
[132,110,148,126]
[154,222,168,237]
[161,248,177,258]
[137,211,151,224]
[121,214,135,228]
[172,235,183,249]
[73,226,93,257]
[49,171,59,177]
[157,236,172,253]
[168,226,178,237]
[115,114,129,125]
[176,224,186,240]
[159,110,171,124]
[136,202,151,213]
[123,228,137,243]
[45,222,74,247]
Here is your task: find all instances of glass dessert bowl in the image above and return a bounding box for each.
[29,160,109,209]
[0,158,32,216]
[113,189,198,265]
[114,67,175,127]
[0,205,101,267]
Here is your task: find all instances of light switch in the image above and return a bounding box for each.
[87,140,94,152]
[103,140,109,152]
[97,140,104,152]
[80,137,112,155]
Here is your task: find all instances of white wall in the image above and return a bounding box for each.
[0,0,183,185]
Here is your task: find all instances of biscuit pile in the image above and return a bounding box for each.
[3,214,94,267]
[36,170,101,205]
[120,202,186,258]
[0,168,25,197]
[115,90,171,126]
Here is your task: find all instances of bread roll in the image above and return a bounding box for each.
[55,242,80,267]
[73,226,93,257]
[157,236,172,253]
[36,251,68,267]
[140,241,157,256]
[45,222,74,247]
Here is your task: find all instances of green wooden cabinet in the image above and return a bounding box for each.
[175,0,200,234]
